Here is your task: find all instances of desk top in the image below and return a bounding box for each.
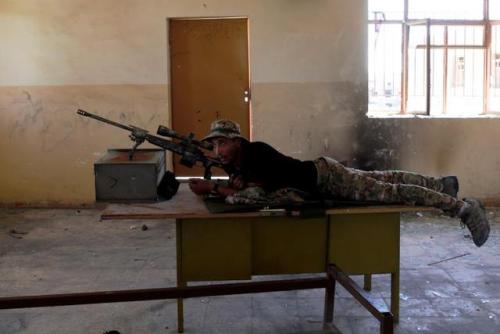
[101,184,438,220]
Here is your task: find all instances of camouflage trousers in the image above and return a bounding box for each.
[314,157,463,215]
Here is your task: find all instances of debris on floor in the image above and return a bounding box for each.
[427,253,470,266]
[129,224,148,231]
[7,229,28,239]
[0,208,498,333]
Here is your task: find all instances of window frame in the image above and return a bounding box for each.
[368,0,500,116]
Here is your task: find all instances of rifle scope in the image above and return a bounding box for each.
[157,125,213,151]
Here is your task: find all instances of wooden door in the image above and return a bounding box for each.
[169,18,250,176]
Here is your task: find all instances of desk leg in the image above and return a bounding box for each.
[177,282,185,333]
[176,219,184,333]
[363,274,372,291]
[391,272,399,323]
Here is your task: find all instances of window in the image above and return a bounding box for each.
[368,0,500,116]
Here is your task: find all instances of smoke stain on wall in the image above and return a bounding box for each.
[355,118,403,171]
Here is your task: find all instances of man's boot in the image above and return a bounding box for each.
[459,198,490,247]
[441,176,459,198]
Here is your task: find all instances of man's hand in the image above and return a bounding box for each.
[230,175,246,190]
[188,178,214,195]
[229,175,264,190]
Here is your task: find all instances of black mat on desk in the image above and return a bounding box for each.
[203,196,386,215]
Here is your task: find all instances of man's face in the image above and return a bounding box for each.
[211,137,241,165]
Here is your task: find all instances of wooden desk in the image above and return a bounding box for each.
[103,185,434,332]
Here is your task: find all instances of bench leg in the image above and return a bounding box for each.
[380,312,394,334]
[324,272,336,323]
[390,272,399,323]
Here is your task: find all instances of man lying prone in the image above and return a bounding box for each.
[189,120,490,247]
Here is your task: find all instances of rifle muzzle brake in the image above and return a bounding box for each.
[77,109,90,117]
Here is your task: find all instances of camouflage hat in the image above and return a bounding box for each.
[202,119,245,141]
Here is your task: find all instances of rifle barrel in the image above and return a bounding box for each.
[77,109,136,133]
[76,109,222,178]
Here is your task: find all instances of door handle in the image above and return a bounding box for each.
[244,89,251,103]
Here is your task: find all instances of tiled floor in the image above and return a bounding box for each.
[0,208,498,333]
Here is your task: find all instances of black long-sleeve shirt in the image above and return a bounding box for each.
[223,140,318,194]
